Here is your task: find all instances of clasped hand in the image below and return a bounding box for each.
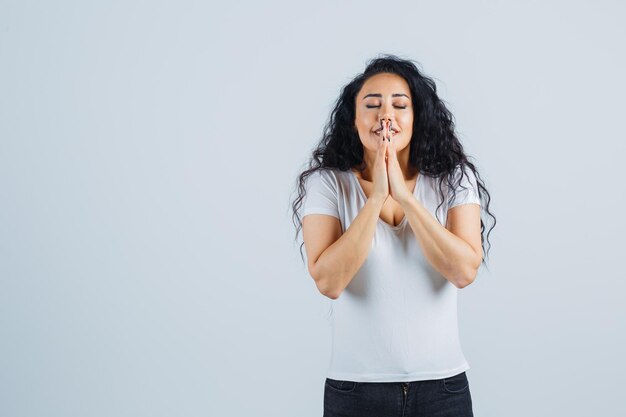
[376,120,413,204]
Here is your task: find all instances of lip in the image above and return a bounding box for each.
[373,128,400,134]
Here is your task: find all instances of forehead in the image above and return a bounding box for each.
[360,73,411,98]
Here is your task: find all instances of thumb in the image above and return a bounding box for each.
[379,135,387,161]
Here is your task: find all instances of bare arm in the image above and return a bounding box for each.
[399,196,482,288]
[304,195,386,299]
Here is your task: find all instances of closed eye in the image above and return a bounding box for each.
[366,105,407,109]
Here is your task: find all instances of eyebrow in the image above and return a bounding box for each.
[362,93,410,100]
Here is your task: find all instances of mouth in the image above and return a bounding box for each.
[374,119,399,135]
[373,127,399,135]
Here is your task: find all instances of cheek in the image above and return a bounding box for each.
[400,114,413,124]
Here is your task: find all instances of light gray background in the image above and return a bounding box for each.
[1,1,624,416]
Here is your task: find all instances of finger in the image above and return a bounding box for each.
[380,140,387,160]
[379,134,387,160]
[381,119,386,141]
[390,139,398,163]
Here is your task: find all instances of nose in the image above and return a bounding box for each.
[379,114,394,130]
[379,109,395,125]
[379,99,396,118]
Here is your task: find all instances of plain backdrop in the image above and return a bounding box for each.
[1,1,625,416]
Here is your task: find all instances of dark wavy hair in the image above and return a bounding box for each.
[290,54,496,268]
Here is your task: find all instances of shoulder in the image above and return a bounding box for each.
[445,163,481,208]
[447,164,478,189]
[307,167,346,187]
[451,163,475,180]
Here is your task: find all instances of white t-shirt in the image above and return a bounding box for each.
[301,165,481,382]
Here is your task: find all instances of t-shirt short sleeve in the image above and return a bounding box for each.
[447,165,481,209]
[301,169,340,219]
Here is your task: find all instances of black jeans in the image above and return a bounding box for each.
[323,371,474,417]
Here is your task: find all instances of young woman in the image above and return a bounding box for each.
[291,55,496,417]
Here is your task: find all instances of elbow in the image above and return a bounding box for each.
[457,247,482,289]
[309,262,341,300]
[456,278,473,289]
[323,288,340,300]
[316,276,341,300]
[456,267,478,289]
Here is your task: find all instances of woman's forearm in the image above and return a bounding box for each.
[400,196,480,288]
[314,196,386,299]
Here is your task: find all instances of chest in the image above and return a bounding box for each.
[380,200,406,227]
[355,176,417,228]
